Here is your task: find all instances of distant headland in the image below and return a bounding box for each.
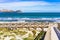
[0,9,22,13]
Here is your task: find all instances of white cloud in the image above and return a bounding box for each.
[0,1,60,12]
[0,1,51,7]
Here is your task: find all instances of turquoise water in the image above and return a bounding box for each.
[0,12,60,18]
[0,12,60,22]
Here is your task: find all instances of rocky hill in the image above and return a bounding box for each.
[0,9,22,13]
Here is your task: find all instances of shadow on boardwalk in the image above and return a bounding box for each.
[34,31,46,40]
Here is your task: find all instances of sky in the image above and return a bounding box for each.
[0,0,60,12]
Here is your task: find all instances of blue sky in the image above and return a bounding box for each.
[0,0,60,2]
[0,0,60,12]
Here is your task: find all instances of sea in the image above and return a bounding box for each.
[0,12,60,22]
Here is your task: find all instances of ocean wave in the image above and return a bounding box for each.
[0,17,60,20]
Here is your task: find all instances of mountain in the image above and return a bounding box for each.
[0,9,22,13]
[15,10,22,13]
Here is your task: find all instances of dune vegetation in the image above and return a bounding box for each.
[0,27,45,40]
[0,27,39,40]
